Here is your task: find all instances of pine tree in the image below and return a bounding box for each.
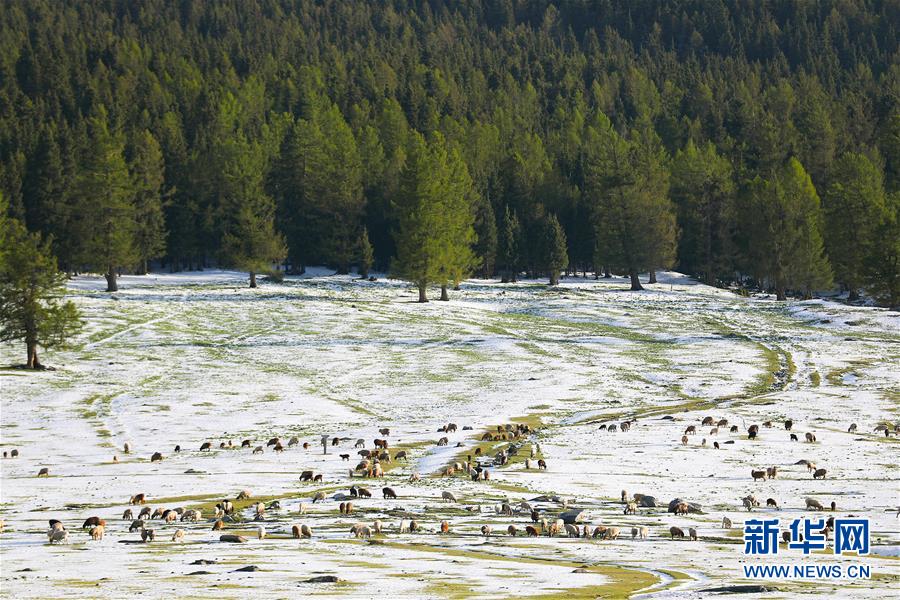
[544,213,568,286]
[74,107,136,291]
[358,227,374,279]
[587,115,677,290]
[0,197,82,368]
[498,206,520,283]
[822,153,888,300]
[437,141,478,299]
[129,130,167,275]
[862,192,900,308]
[740,158,832,300]
[670,140,735,285]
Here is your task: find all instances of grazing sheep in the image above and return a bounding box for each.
[742,495,759,511]
[701,438,707,447]
[357,487,372,498]
[138,507,151,520]
[730,425,739,433]
[717,419,728,427]
[604,526,620,540]
[169,528,185,542]
[592,526,607,538]
[681,435,688,446]
[621,490,628,503]
[89,525,104,540]
[440,520,450,534]
[830,501,836,511]
[537,459,547,470]
[806,461,816,472]
[181,509,201,522]
[685,425,696,435]
[702,417,714,426]
[481,525,493,537]
[713,441,720,449]
[790,433,798,441]
[48,525,68,544]
[688,527,698,541]
[212,520,224,531]
[375,439,389,449]
[288,436,300,447]
[565,524,580,537]
[382,487,397,500]
[508,525,518,537]
[129,493,146,505]
[165,511,177,524]
[722,517,732,529]
[710,427,718,435]
[379,428,390,437]
[526,525,539,537]
[608,424,618,433]
[766,466,778,479]
[805,432,816,443]
[291,524,302,538]
[806,498,824,510]
[150,452,163,462]
[813,468,827,479]
[766,498,779,509]
[82,516,103,529]
[624,502,637,515]
[266,438,280,447]
[300,524,312,538]
[141,528,155,542]
[784,419,793,430]
[299,470,315,482]
[121,509,133,520]
[674,502,690,515]
[200,441,211,451]
[751,469,766,481]
[37,467,49,477]
[312,492,326,503]
[253,446,264,454]
[669,526,685,540]
[848,423,857,433]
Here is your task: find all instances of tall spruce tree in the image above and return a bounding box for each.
[544,213,568,286]
[129,130,167,275]
[669,140,735,285]
[74,107,136,291]
[862,192,900,308]
[498,206,521,283]
[739,158,832,300]
[0,196,82,368]
[822,153,887,300]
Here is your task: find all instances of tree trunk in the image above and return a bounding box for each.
[137,259,148,276]
[440,285,449,301]
[249,272,257,288]
[501,274,509,283]
[629,269,644,291]
[418,283,428,303]
[105,268,118,292]
[603,266,611,278]
[776,286,786,301]
[848,289,859,302]
[549,271,559,286]
[648,270,657,284]
[26,340,41,369]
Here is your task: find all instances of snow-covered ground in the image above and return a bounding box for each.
[1,270,898,598]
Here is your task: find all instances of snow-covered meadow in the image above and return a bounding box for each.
[0,270,898,598]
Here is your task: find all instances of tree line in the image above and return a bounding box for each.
[0,0,898,306]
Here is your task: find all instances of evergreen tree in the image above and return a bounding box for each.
[544,213,568,286]
[498,206,520,283]
[822,153,888,300]
[358,227,374,279]
[739,158,832,300]
[587,115,677,290]
[129,130,167,275]
[669,140,735,285]
[74,107,136,291]
[437,141,478,299]
[862,192,900,308]
[0,198,82,368]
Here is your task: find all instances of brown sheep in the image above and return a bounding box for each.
[669,526,685,539]
[90,525,105,540]
[236,489,252,500]
[382,487,397,499]
[357,487,372,498]
[624,502,637,515]
[299,470,315,481]
[526,525,539,537]
[200,441,211,451]
[702,417,714,426]
[508,525,518,536]
[129,493,146,505]
[300,524,312,538]
[805,432,816,443]
[675,502,690,515]
[395,450,408,460]
[292,524,301,539]
[729,425,739,433]
[138,507,151,520]
[681,435,688,446]
[847,423,857,433]
[537,459,547,470]
[82,516,103,529]
[766,466,778,479]
[37,467,50,477]
[379,428,390,436]
[374,439,389,449]
[813,468,827,479]
[440,520,450,534]
[784,419,793,430]
[122,509,134,520]
[717,419,728,427]
[685,425,697,435]
[141,528,155,542]
[481,525,493,537]
[751,469,766,481]
[212,520,224,531]
[150,452,163,462]
[688,527,698,541]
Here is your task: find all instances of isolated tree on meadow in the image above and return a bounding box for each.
[74,107,136,292]
[0,196,82,369]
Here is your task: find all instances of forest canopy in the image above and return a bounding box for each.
[1,0,898,304]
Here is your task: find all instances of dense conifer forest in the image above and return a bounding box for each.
[1,0,898,305]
